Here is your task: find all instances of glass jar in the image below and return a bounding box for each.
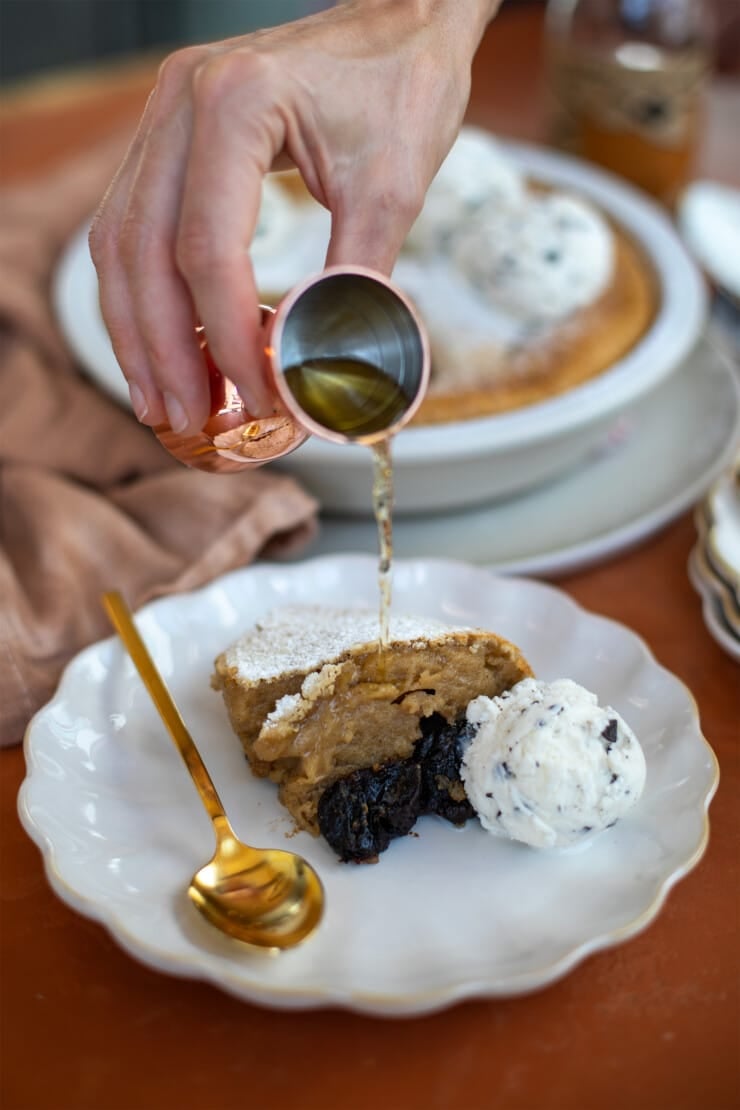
[545,0,714,207]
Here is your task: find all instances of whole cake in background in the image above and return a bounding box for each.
[252,127,658,425]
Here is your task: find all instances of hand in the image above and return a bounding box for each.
[89,0,499,435]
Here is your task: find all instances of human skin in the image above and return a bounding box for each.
[89,0,501,435]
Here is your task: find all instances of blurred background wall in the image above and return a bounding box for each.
[0,0,331,83]
[2,0,736,86]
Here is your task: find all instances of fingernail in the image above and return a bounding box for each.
[164,391,188,433]
[128,382,149,421]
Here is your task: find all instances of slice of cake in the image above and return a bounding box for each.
[212,605,533,860]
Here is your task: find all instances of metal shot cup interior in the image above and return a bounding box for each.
[153,266,430,473]
[269,265,430,446]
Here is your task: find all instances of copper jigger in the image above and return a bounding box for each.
[154,265,430,472]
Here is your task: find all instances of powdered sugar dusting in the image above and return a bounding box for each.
[223,605,463,683]
[266,691,302,724]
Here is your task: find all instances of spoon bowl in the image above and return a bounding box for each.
[102,590,324,950]
[189,830,324,948]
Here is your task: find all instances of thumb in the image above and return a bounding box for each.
[324,183,419,276]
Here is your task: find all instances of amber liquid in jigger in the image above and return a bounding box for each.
[283,357,410,437]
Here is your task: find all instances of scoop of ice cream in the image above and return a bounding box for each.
[405,127,526,253]
[461,678,646,849]
[451,192,614,319]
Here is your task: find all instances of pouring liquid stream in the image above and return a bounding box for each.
[372,438,394,652]
[283,356,405,652]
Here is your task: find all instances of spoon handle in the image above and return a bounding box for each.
[102,590,228,827]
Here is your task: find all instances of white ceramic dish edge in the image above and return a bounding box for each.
[298,341,740,575]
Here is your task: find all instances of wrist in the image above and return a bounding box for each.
[410,0,502,51]
[347,0,500,38]
[427,0,501,24]
[334,0,500,65]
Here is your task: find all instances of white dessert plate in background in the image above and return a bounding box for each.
[704,463,740,599]
[53,141,706,514]
[689,538,740,638]
[689,461,740,658]
[19,556,718,1016]
[678,180,740,305]
[688,546,740,663]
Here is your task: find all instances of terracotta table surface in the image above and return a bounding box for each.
[1,7,739,1110]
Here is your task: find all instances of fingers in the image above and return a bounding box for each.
[89,97,169,426]
[175,50,280,417]
[89,13,451,438]
[117,58,212,433]
[90,48,214,431]
[91,45,272,435]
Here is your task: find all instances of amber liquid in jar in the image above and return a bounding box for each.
[545,0,712,208]
[548,40,708,206]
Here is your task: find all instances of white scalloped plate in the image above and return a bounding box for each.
[18,557,718,1016]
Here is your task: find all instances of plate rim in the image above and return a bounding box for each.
[704,466,740,594]
[300,344,740,577]
[688,544,740,662]
[17,555,720,1015]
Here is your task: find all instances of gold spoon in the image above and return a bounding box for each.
[102,590,324,949]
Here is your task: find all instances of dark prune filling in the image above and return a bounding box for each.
[317,713,474,863]
[415,713,477,826]
[317,762,421,863]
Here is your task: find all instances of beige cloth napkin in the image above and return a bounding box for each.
[0,139,318,747]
